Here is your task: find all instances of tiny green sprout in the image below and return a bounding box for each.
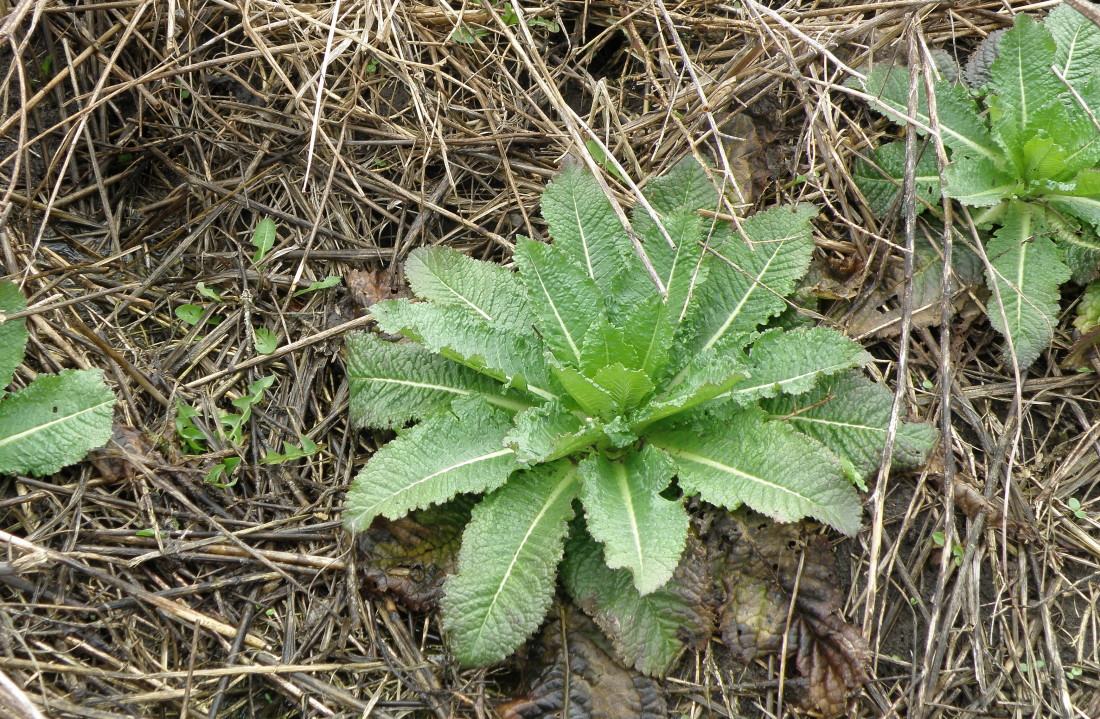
[195,283,223,302]
[584,140,628,183]
[1068,497,1087,519]
[931,531,962,565]
[931,531,946,547]
[117,153,134,163]
[265,608,277,616]
[909,597,918,606]
[1067,666,1084,680]
[293,275,341,297]
[922,378,934,390]
[135,528,167,538]
[175,304,208,326]
[205,456,241,488]
[176,403,208,452]
[451,26,488,44]
[251,218,277,264]
[502,2,520,25]
[527,16,559,31]
[1020,660,1046,672]
[253,327,279,355]
[365,57,379,74]
[260,435,321,464]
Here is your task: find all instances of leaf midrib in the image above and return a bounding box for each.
[0,399,113,449]
[359,448,514,519]
[469,469,575,649]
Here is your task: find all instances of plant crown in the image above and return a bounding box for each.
[0,280,115,476]
[343,158,936,671]
[850,6,1100,368]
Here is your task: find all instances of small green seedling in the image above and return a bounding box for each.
[932,531,964,566]
[1068,497,1087,518]
[175,304,219,326]
[205,456,241,488]
[451,26,488,44]
[343,159,937,671]
[850,6,1100,368]
[253,327,279,355]
[1067,665,1084,680]
[251,218,277,264]
[261,435,321,464]
[293,276,342,297]
[1020,660,1046,672]
[0,281,115,476]
[195,283,223,302]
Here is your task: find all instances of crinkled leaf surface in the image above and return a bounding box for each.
[355,498,473,611]
[761,371,939,481]
[346,332,519,429]
[720,326,870,405]
[709,514,870,715]
[942,153,1022,206]
[0,280,28,395]
[592,364,655,415]
[404,246,532,334]
[579,446,687,595]
[514,237,603,367]
[551,359,617,418]
[649,408,862,535]
[688,204,817,353]
[498,605,668,719]
[1048,3,1100,92]
[371,299,555,392]
[343,397,519,532]
[0,368,116,476]
[851,66,999,160]
[987,14,1062,171]
[853,140,942,217]
[580,318,640,377]
[984,203,1070,368]
[441,461,579,667]
[563,523,712,675]
[504,400,599,463]
[635,335,749,427]
[614,294,675,382]
[540,162,633,287]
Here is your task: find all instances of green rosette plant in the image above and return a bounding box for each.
[343,158,936,670]
[849,5,1100,368]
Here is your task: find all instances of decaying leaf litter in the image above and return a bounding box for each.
[1,0,1098,717]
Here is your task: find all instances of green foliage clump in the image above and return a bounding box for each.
[342,158,936,670]
[0,281,115,476]
[1075,279,1100,332]
[850,5,1100,368]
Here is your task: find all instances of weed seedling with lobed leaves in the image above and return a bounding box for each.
[343,158,936,670]
[850,5,1100,368]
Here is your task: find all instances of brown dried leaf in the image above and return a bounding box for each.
[717,114,768,208]
[345,266,410,310]
[709,513,869,716]
[89,423,164,480]
[355,498,471,611]
[499,605,668,719]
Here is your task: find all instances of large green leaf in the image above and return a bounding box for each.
[942,153,1022,206]
[984,203,1070,368]
[987,14,1063,172]
[0,280,28,396]
[0,368,115,476]
[852,66,1000,160]
[579,446,687,595]
[371,299,556,394]
[441,461,579,666]
[562,523,711,676]
[346,332,522,429]
[551,358,617,418]
[1048,3,1100,96]
[649,408,862,536]
[343,397,519,532]
[1046,167,1100,234]
[688,204,818,353]
[514,237,603,367]
[853,140,942,217]
[761,371,939,482]
[720,326,871,404]
[639,156,719,216]
[404,246,532,334]
[540,163,633,287]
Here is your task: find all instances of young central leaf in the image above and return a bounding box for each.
[514,237,601,367]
